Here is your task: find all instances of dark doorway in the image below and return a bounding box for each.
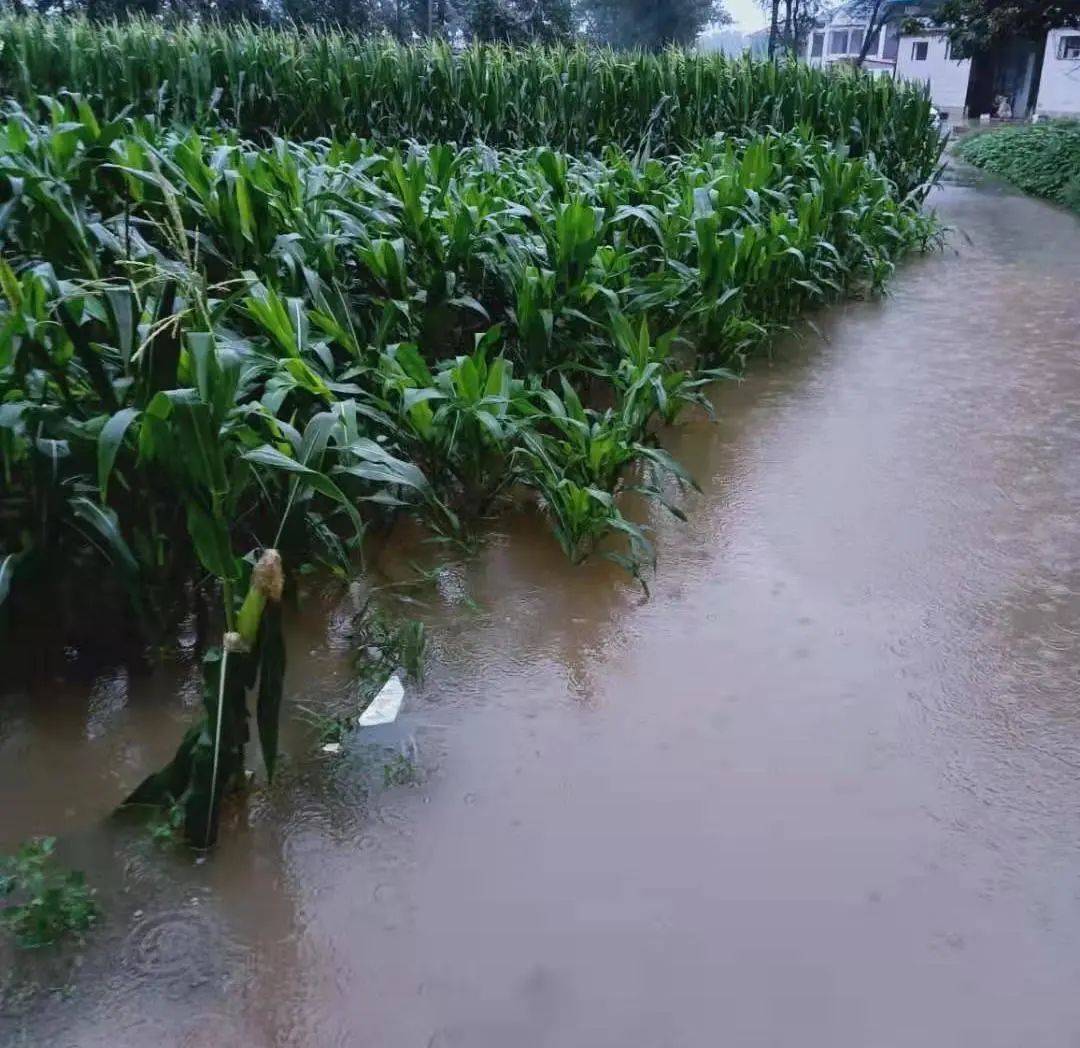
[965,35,1046,118]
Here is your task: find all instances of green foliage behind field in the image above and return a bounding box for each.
[955,121,1080,214]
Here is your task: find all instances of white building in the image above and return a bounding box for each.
[803,7,1080,121]
[805,9,903,77]
[896,24,1080,120]
[1037,29,1080,117]
[893,27,973,120]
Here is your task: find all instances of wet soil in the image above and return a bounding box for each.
[3,167,1080,1047]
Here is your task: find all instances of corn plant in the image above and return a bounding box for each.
[0,17,945,195]
[1,101,940,614]
[0,83,944,843]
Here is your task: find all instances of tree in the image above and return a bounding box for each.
[927,0,1080,58]
[844,0,907,67]
[306,0,458,40]
[273,0,337,25]
[519,0,573,40]
[428,0,452,34]
[582,0,731,49]
[761,0,822,57]
[464,0,573,42]
[767,0,780,56]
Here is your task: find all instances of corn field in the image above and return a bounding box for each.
[0,16,942,193]
[0,18,944,846]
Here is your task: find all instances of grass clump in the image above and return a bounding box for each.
[955,120,1080,213]
[383,753,420,787]
[0,838,98,949]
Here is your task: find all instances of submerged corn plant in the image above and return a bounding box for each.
[124,549,286,846]
[0,73,943,842]
[0,100,941,617]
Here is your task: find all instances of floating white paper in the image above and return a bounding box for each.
[321,742,342,754]
[357,673,404,727]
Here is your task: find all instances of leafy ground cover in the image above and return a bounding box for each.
[955,120,1080,214]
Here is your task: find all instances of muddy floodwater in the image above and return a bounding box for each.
[3,167,1080,1047]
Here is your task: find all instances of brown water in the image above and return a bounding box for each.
[3,169,1080,1048]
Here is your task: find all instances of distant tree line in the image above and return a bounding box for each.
[2,0,731,48]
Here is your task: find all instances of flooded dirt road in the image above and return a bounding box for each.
[3,169,1080,1047]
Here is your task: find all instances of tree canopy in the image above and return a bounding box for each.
[581,0,730,48]
[927,0,1080,57]
[838,0,908,67]
[8,0,735,49]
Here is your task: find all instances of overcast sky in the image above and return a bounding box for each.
[722,0,768,32]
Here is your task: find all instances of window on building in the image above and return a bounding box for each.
[847,29,864,54]
[811,32,824,57]
[912,40,929,61]
[1058,35,1080,60]
[864,28,881,56]
[829,30,847,55]
[882,24,901,60]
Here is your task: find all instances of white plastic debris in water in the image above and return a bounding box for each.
[357,673,404,727]
[321,742,342,755]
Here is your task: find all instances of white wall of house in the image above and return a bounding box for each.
[1036,29,1080,116]
[894,32,971,116]
[804,13,1080,123]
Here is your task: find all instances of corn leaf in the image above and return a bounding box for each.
[97,407,140,502]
